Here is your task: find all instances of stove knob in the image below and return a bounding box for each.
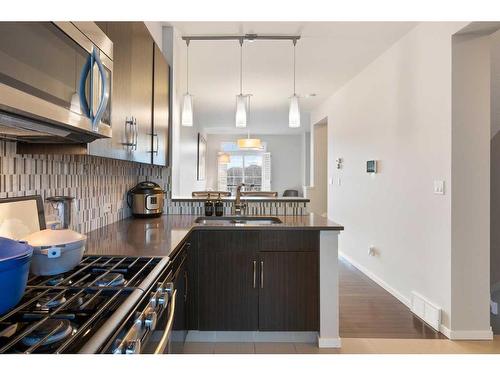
[125,339,141,354]
[157,292,166,307]
[144,311,158,330]
[149,295,157,308]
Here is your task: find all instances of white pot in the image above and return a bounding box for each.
[22,229,87,276]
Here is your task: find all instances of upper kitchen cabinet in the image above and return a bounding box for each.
[89,22,169,165]
[152,44,170,166]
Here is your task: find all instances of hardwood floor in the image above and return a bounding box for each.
[339,257,444,339]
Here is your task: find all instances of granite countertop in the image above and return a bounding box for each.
[85,214,343,258]
[171,196,310,202]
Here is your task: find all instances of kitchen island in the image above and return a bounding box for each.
[85,214,343,348]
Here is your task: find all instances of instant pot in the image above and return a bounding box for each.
[127,181,165,218]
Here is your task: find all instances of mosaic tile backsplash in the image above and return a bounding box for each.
[0,141,170,234]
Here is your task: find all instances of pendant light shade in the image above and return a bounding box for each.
[182,93,193,127]
[235,39,250,128]
[289,40,300,128]
[289,94,300,128]
[182,40,193,127]
[237,138,262,149]
[235,94,249,128]
[218,152,230,164]
[237,132,262,149]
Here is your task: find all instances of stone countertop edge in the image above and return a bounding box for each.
[85,214,343,258]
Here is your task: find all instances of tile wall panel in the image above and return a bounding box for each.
[0,141,170,234]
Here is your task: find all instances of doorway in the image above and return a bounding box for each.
[309,119,328,217]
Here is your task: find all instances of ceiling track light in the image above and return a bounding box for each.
[181,33,302,129]
[181,39,193,127]
[289,39,300,128]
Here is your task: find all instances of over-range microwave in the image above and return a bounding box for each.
[0,22,113,143]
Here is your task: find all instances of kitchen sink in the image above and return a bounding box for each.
[194,216,282,225]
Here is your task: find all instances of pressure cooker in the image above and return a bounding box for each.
[127,181,165,218]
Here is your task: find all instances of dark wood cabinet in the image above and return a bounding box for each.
[197,231,259,330]
[258,251,319,331]
[89,22,169,166]
[152,43,170,166]
[187,230,319,332]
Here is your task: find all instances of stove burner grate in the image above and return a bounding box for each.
[21,319,75,348]
[93,272,126,287]
[36,292,67,310]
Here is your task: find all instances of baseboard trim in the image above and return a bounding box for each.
[439,324,451,338]
[339,251,411,308]
[447,329,493,340]
[317,335,342,348]
[339,252,494,341]
[185,331,318,343]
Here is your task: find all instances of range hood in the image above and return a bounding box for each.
[0,111,103,144]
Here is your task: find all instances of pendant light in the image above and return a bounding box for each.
[235,38,250,128]
[182,40,193,127]
[218,152,231,164]
[237,132,262,150]
[289,39,300,128]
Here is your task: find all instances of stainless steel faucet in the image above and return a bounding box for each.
[234,183,253,215]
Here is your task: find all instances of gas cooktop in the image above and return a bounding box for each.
[0,255,168,354]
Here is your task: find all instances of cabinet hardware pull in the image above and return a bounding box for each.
[260,261,264,289]
[253,260,256,288]
[184,270,188,302]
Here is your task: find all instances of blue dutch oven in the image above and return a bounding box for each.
[0,237,33,315]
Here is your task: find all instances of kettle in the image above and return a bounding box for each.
[127,181,165,218]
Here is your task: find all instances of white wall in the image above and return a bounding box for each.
[451,32,491,335]
[165,26,206,197]
[491,30,500,293]
[145,22,163,50]
[204,134,304,196]
[311,23,469,332]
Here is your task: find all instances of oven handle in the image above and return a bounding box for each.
[153,288,177,354]
[92,47,110,131]
[78,53,92,119]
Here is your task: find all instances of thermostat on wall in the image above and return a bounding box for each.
[366,160,377,173]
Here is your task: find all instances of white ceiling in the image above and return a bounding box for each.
[166,22,417,134]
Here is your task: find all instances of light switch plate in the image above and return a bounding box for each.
[433,180,445,195]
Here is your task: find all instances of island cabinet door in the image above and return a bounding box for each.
[258,251,319,331]
[197,231,259,331]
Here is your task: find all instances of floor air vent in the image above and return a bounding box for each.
[411,292,441,331]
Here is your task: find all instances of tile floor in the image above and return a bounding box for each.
[180,336,500,354]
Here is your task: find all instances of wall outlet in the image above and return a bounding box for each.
[433,180,445,195]
[368,246,376,256]
[103,203,112,214]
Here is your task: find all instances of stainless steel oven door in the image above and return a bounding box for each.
[113,282,177,354]
[0,22,112,140]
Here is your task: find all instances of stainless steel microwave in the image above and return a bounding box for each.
[0,22,113,143]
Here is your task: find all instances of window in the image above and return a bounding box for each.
[217,142,271,194]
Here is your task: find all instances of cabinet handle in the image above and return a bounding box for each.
[253,260,256,289]
[184,270,188,302]
[260,261,264,289]
[153,134,159,155]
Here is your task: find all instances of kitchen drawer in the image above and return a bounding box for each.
[260,231,319,252]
